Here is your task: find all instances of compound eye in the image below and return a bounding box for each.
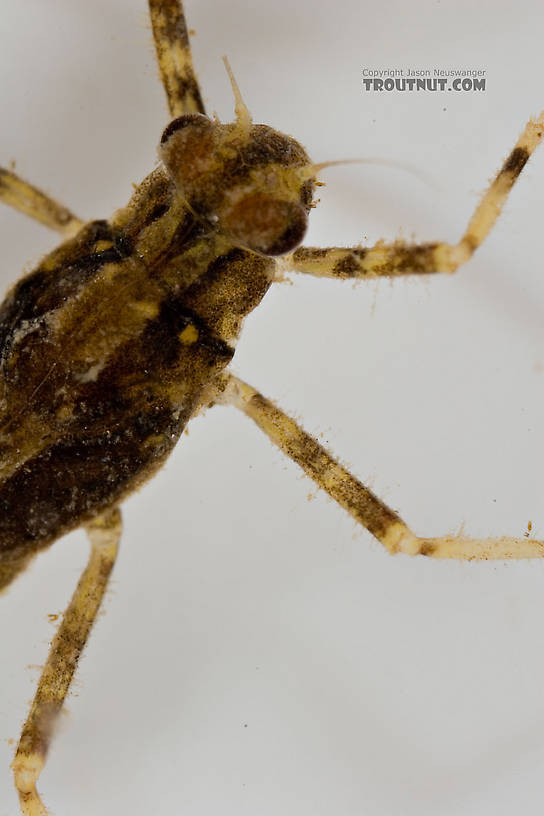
[222,193,308,256]
[160,114,215,188]
[266,203,308,255]
[160,113,211,145]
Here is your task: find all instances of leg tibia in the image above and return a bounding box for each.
[0,167,83,236]
[288,112,544,280]
[148,0,206,117]
[12,508,121,816]
[220,374,544,561]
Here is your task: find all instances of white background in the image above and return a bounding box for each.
[1,1,544,814]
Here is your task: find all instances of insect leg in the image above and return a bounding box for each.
[11,508,121,816]
[0,167,83,237]
[148,0,206,117]
[286,112,544,279]
[219,373,544,560]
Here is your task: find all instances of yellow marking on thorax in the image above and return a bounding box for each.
[178,324,199,344]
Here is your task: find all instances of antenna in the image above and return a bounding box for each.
[222,56,252,136]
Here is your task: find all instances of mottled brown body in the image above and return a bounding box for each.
[2,2,544,814]
[0,165,276,588]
